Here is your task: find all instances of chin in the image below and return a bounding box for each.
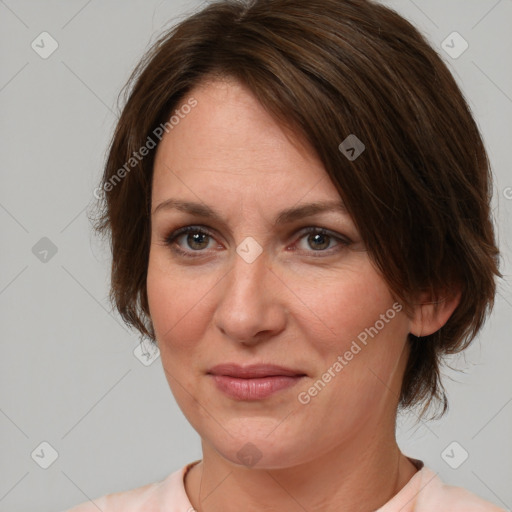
[209,431,312,470]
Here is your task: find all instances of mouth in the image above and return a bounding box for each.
[207,363,307,379]
[207,363,307,400]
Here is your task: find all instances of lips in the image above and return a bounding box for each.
[207,364,307,400]
[207,363,307,378]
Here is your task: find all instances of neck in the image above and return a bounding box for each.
[185,426,419,512]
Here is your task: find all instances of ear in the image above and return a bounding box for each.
[409,287,461,337]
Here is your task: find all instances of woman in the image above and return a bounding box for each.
[65,0,504,510]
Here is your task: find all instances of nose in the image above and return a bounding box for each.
[213,245,287,346]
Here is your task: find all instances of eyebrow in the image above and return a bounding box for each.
[152,198,348,225]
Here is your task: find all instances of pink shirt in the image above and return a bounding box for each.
[62,458,506,511]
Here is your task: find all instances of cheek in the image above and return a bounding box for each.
[146,254,217,352]
[291,258,402,352]
[292,259,410,412]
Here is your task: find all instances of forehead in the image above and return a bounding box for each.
[151,78,333,203]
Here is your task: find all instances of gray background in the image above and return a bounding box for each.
[0,0,511,511]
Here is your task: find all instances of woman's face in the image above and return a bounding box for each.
[147,77,413,468]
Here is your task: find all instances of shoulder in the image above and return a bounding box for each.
[60,463,191,512]
[413,467,506,512]
[61,481,160,512]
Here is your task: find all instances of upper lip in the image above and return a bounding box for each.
[207,363,306,378]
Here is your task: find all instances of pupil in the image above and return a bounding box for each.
[188,233,208,250]
[310,233,329,250]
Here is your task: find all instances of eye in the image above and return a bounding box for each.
[163,225,351,259]
[164,226,218,257]
[293,227,351,255]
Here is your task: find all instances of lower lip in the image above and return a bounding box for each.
[209,375,305,400]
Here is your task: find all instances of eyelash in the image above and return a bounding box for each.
[163,225,351,258]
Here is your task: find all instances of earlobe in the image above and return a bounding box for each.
[409,289,461,337]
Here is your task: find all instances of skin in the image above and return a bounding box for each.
[147,77,459,512]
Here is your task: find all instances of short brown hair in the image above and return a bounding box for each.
[91,0,501,419]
